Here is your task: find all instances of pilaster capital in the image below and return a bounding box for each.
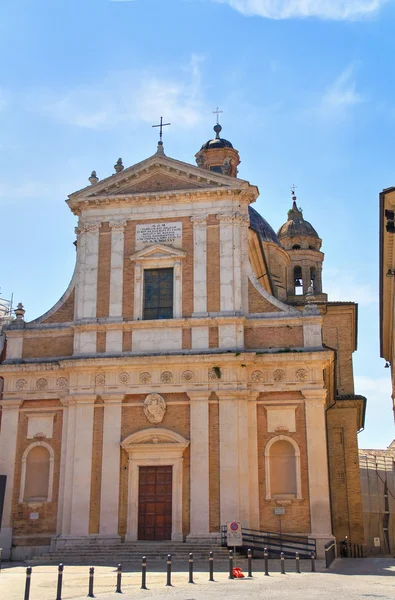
[302,388,327,403]
[101,393,125,404]
[216,211,249,225]
[77,221,101,234]
[187,391,210,402]
[190,214,208,227]
[65,394,97,405]
[0,398,22,410]
[109,218,127,231]
[216,212,234,224]
[215,389,247,400]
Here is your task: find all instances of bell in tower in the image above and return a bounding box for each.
[277,189,327,301]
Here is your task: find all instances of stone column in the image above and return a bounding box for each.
[303,389,333,555]
[109,219,127,318]
[0,399,21,559]
[187,391,210,540]
[247,392,260,530]
[191,215,208,316]
[217,213,235,313]
[99,394,123,538]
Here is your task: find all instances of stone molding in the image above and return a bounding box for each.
[108,218,127,230]
[190,214,208,226]
[76,222,100,234]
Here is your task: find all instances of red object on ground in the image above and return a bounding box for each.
[232,567,245,578]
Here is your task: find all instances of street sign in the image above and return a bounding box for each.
[226,521,243,546]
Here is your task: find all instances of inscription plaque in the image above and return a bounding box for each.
[136,222,182,246]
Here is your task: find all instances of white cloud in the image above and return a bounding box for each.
[322,65,364,114]
[325,267,376,306]
[213,0,388,20]
[27,55,205,130]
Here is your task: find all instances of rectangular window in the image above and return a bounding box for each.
[143,268,174,320]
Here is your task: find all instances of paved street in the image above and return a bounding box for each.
[0,558,394,600]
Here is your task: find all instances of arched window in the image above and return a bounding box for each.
[292,244,301,250]
[19,442,54,503]
[310,267,316,289]
[265,436,302,499]
[293,266,303,295]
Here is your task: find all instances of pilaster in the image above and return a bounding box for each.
[0,399,22,559]
[191,215,208,317]
[99,394,123,537]
[108,219,127,318]
[187,391,210,540]
[75,222,100,320]
[217,213,235,313]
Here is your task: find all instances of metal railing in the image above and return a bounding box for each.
[221,526,316,558]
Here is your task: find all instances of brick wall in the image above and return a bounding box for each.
[257,395,311,534]
[248,280,280,313]
[89,402,104,534]
[22,335,74,359]
[96,223,111,318]
[245,326,304,349]
[207,217,220,312]
[42,289,75,324]
[12,400,63,546]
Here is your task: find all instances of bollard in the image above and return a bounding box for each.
[228,549,234,580]
[295,552,301,573]
[88,566,95,598]
[264,547,269,576]
[166,554,172,587]
[24,566,32,600]
[188,553,194,584]
[311,551,316,572]
[116,564,122,594]
[56,563,64,600]
[280,552,285,574]
[247,548,253,578]
[141,556,147,590]
[209,551,214,582]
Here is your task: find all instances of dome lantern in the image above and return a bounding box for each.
[195,111,240,177]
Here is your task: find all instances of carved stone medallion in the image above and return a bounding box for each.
[36,378,48,390]
[56,377,68,389]
[160,371,172,383]
[140,372,151,384]
[182,370,194,382]
[296,368,308,381]
[273,369,286,382]
[251,370,264,382]
[16,379,27,390]
[143,393,166,424]
[95,373,106,386]
[118,372,130,384]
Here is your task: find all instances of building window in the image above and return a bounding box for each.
[20,441,54,504]
[264,435,302,500]
[310,267,316,288]
[209,165,223,173]
[143,268,174,320]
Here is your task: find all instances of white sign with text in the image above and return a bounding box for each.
[226,521,243,547]
[136,222,182,249]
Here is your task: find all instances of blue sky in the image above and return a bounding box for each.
[1,0,394,447]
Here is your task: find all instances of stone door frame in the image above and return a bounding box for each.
[121,428,190,542]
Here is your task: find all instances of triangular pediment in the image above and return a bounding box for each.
[130,244,187,262]
[106,169,214,195]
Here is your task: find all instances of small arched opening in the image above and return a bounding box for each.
[293,266,303,295]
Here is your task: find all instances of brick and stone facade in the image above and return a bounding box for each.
[0,126,366,560]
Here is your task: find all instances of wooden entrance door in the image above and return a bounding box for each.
[138,466,172,541]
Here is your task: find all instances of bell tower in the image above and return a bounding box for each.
[277,190,327,302]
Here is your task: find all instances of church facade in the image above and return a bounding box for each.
[0,124,366,560]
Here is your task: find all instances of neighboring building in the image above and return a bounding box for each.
[0,123,366,560]
[379,187,395,420]
[359,441,395,555]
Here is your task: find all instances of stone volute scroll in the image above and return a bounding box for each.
[143,393,166,424]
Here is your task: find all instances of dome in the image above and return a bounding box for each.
[249,206,281,246]
[200,123,234,150]
[277,201,319,241]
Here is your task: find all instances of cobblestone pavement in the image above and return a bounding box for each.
[0,558,394,600]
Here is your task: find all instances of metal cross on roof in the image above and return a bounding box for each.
[152,116,171,144]
[212,106,223,124]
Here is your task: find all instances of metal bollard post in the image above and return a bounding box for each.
[24,566,32,600]
[264,547,269,576]
[295,552,301,573]
[56,563,64,600]
[228,549,234,579]
[247,548,253,578]
[141,556,147,590]
[166,554,172,587]
[280,552,285,574]
[88,566,95,598]
[188,553,194,584]
[311,551,316,572]
[209,551,214,582]
[116,564,122,594]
